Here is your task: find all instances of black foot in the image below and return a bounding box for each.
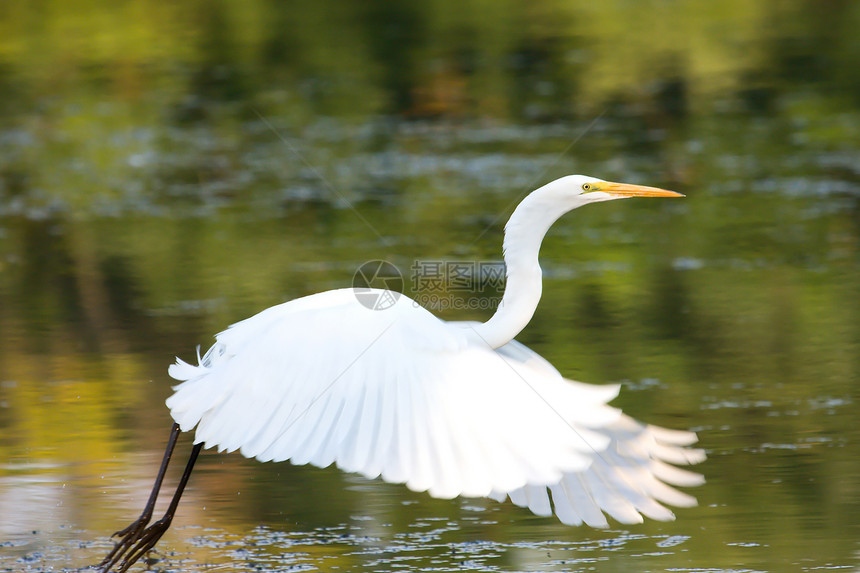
[117,517,172,572]
[100,517,172,573]
[98,514,151,572]
[96,426,198,572]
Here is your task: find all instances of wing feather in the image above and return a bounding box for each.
[525,484,553,517]
[562,474,609,527]
[288,391,335,466]
[550,482,587,526]
[380,375,412,484]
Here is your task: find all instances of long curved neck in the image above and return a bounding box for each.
[472,190,576,349]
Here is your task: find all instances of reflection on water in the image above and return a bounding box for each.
[1,0,859,571]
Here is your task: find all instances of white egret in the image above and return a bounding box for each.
[98,175,704,572]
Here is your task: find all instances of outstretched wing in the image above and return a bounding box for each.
[491,337,705,526]
[166,288,703,525]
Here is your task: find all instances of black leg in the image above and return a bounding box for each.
[112,441,204,573]
[99,422,181,571]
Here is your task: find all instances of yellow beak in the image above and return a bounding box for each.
[596,181,685,198]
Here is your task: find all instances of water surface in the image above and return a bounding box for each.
[1,0,859,571]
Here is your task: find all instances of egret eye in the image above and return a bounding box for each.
[581,183,592,192]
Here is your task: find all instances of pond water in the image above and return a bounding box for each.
[1,1,859,571]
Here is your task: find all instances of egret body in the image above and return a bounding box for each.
[99,175,704,572]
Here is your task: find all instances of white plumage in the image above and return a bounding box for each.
[165,175,704,528]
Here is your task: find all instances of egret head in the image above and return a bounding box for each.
[505,175,685,248]
[552,174,685,205]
